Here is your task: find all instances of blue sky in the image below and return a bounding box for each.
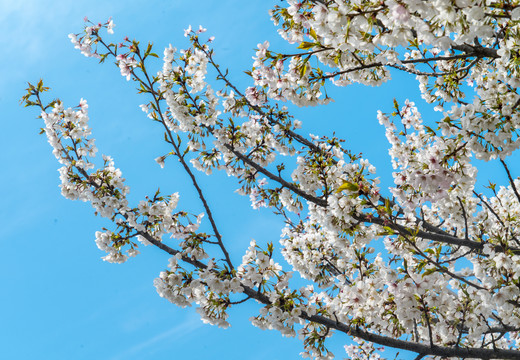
[1,1,514,359]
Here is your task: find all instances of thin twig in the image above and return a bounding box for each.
[500,159,520,205]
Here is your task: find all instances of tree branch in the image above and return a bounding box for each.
[500,159,520,206]
[224,143,328,207]
[99,38,234,270]
[320,47,498,81]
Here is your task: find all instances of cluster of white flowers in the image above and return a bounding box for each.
[39,98,135,262]
[154,257,243,329]
[94,229,137,263]
[236,240,283,287]
[32,84,214,267]
[250,40,332,107]
[344,338,384,360]
[378,101,478,215]
[249,1,520,356]
[68,17,114,59]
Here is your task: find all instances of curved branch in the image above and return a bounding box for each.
[354,213,484,250]
[239,286,520,359]
[320,48,498,81]
[224,143,327,207]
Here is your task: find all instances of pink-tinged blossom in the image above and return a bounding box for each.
[116,54,137,81]
[391,4,410,24]
[245,87,266,106]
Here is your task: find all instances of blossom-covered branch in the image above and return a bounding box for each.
[25,1,520,358]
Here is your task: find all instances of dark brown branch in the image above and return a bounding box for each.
[135,215,519,359]
[474,190,506,227]
[223,143,328,207]
[500,159,520,205]
[458,197,470,240]
[137,230,208,269]
[321,48,498,80]
[451,44,499,59]
[354,213,484,251]
[388,56,480,77]
[302,313,520,359]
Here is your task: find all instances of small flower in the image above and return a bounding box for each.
[155,155,166,168]
[116,54,137,81]
[107,18,115,34]
[184,25,192,37]
[68,33,78,44]
[391,4,410,23]
[127,248,140,257]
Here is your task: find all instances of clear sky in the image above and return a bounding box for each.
[1,1,515,359]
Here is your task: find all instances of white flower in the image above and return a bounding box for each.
[184,25,192,37]
[391,4,410,23]
[155,155,166,168]
[106,18,115,34]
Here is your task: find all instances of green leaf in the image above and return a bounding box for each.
[299,63,307,77]
[423,268,437,276]
[309,28,317,40]
[297,41,315,50]
[145,42,153,56]
[383,226,396,235]
[385,199,392,214]
[424,125,435,135]
[336,181,359,193]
